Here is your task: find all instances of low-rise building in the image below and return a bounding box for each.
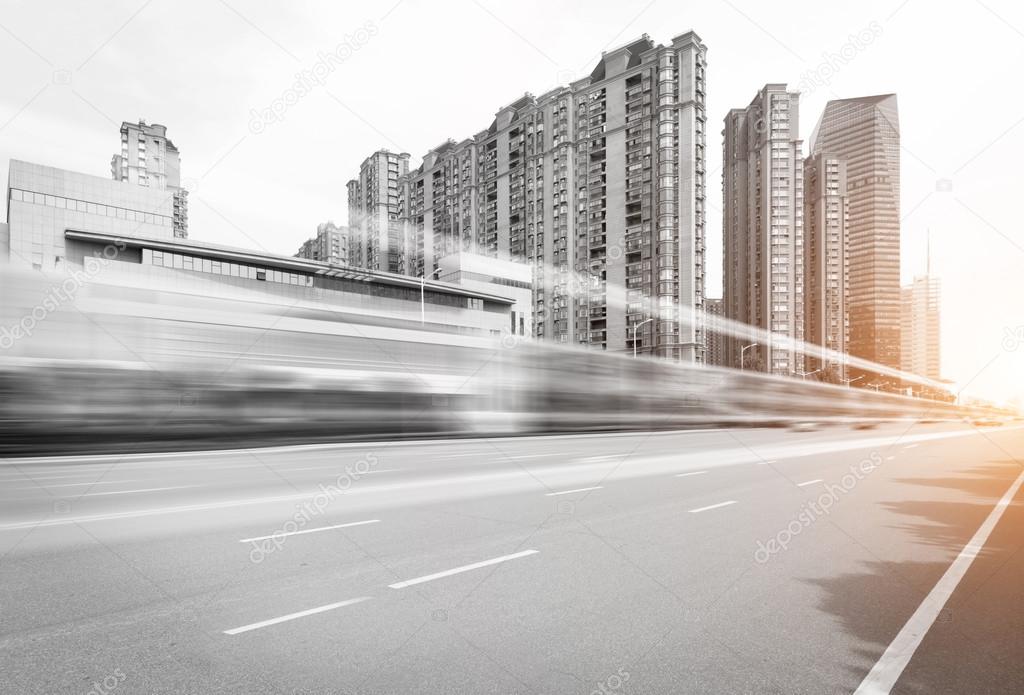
[437,252,533,342]
[4,160,513,340]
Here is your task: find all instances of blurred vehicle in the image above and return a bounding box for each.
[0,267,1005,454]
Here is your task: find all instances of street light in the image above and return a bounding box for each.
[798,368,823,381]
[632,317,653,358]
[740,343,758,371]
[630,317,655,358]
[420,267,443,325]
[841,375,864,388]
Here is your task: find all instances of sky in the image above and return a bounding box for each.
[1,0,1023,404]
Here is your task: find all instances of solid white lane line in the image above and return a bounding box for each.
[544,486,603,496]
[388,549,539,589]
[854,467,1024,695]
[903,444,918,449]
[757,460,777,465]
[239,519,379,543]
[13,480,144,489]
[272,466,403,474]
[269,466,334,472]
[223,597,372,635]
[0,473,99,482]
[675,471,708,478]
[81,485,195,497]
[797,479,823,487]
[689,500,738,514]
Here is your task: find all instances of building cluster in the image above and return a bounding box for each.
[715,88,935,390]
[334,33,708,362]
[2,29,941,389]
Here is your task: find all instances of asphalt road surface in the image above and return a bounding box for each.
[1,422,1023,694]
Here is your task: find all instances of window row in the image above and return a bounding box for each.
[10,188,172,227]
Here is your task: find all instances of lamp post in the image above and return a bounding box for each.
[798,368,822,381]
[740,343,758,371]
[632,317,653,358]
[841,375,864,388]
[420,267,443,326]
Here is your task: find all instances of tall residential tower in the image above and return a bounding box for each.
[346,150,410,274]
[295,221,348,265]
[722,84,804,375]
[803,152,849,377]
[110,120,188,238]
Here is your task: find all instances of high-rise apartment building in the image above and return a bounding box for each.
[111,120,188,238]
[295,221,348,265]
[704,297,727,367]
[804,152,849,376]
[347,150,410,274]
[722,84,804,375]
[809,95,900,378]
[391,32,708,360]
[901,275,940,383]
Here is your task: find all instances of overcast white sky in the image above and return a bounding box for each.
[2,0,1023,403]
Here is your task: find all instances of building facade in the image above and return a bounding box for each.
[110,120,188,238]
[390,32,707,361]
[703,297,727,367]
[437,252,533,343]
[347,150,410,274]
[722,84,804,375]
[901,275,940,382]
[809,95,900,379]
[6,160,176,269]
[296,221,348,265]
[803,152,849,376]
[3,159,513,343]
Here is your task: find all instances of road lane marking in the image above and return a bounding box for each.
[0,474,102,482]
[756,460,777,465]
[223,597,372,635]
[12,480,144,489]
[239,519,380,543]
[273,466,403,474]
[885,455,896,461]
[388,549,539,589]
[903,444,918,449]
[675,471,708,478]
[796,479,822,487]
[81,485,196,497]
[545,486,603,496]
[269,466,336,472]
[689,501,738,513]
[854,467,1024,695]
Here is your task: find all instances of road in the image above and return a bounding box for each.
[1,422,1023,694]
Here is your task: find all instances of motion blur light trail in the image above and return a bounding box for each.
[0,267,1003,455]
